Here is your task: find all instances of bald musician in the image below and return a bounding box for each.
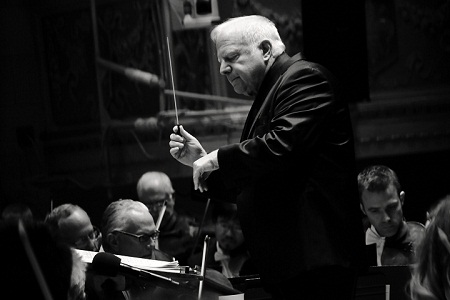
[45,203,101,252]
[137,171,197,265]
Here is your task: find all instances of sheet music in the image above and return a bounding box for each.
[75,249,180,272]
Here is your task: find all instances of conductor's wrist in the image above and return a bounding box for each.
[210,149,219,169]
[198,147,207,159]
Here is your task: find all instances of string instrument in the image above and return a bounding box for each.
[381,221,426,266]
[83,237,242,300]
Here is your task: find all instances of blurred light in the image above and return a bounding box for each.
[182,0,220,29]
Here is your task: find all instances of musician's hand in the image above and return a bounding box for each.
[193,150,219,192]
[169,125,207,167]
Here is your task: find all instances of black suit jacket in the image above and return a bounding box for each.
[206,53,366,284]
[187,237,258,277]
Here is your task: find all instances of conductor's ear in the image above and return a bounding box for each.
[259,40,272,61]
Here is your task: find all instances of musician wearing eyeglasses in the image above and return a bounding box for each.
[91,199,175,300]
[45,203,102,252]
[100,199,172,262]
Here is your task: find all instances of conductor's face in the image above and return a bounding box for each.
[215,31,268,97]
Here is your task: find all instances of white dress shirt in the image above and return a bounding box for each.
[366,225,385,266]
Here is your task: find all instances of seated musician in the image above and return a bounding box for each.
[1,219,87,300]
[136,171,198,266]
[357,165,426,266]
[89,199,175,300]
[45,203,101,252]
[408,195,450,299]
[188,202,258,278]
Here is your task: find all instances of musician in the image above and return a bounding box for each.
[45,203,101,252]
[89,199,174,300]
[358,165,426,266]
[1,219,87,300]
[100,199,173,261]
[169,15,366,299]
[188,202,257,278]
[136,171,197,265]
[408,195,450,299]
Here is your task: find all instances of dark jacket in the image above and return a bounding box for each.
[381,221,425,266]
[206,53,366,284]
[158,211,196,266]
[187,237,258,277]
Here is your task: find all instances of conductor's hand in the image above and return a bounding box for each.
[169,125,207,167]
[193,150,219,193]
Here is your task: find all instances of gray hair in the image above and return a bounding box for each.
[210,15,286,57]
[100,199,149,252]
[136,171,174,201]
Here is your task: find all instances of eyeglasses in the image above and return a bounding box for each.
[74,226,101,251]
[113,230,159,243]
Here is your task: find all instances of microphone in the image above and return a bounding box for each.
[92,252,131,277]
[92,252,181,286]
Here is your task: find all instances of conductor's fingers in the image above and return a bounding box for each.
[169,138,184,148]
[176,125,195,141]
[169,147,180,156]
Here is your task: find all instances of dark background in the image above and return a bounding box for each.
[1,0,449,227]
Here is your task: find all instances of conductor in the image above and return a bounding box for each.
[169,15,365,299]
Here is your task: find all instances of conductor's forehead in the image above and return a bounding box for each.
[215,31,249,52]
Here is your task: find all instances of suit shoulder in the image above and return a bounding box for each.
[407,221,426,243]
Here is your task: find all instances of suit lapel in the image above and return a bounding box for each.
[241,53,304,141]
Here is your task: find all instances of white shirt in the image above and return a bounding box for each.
[214,242,248,278]
[366,225,385,266]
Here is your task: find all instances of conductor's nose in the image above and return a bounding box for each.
[220,61,231,75]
